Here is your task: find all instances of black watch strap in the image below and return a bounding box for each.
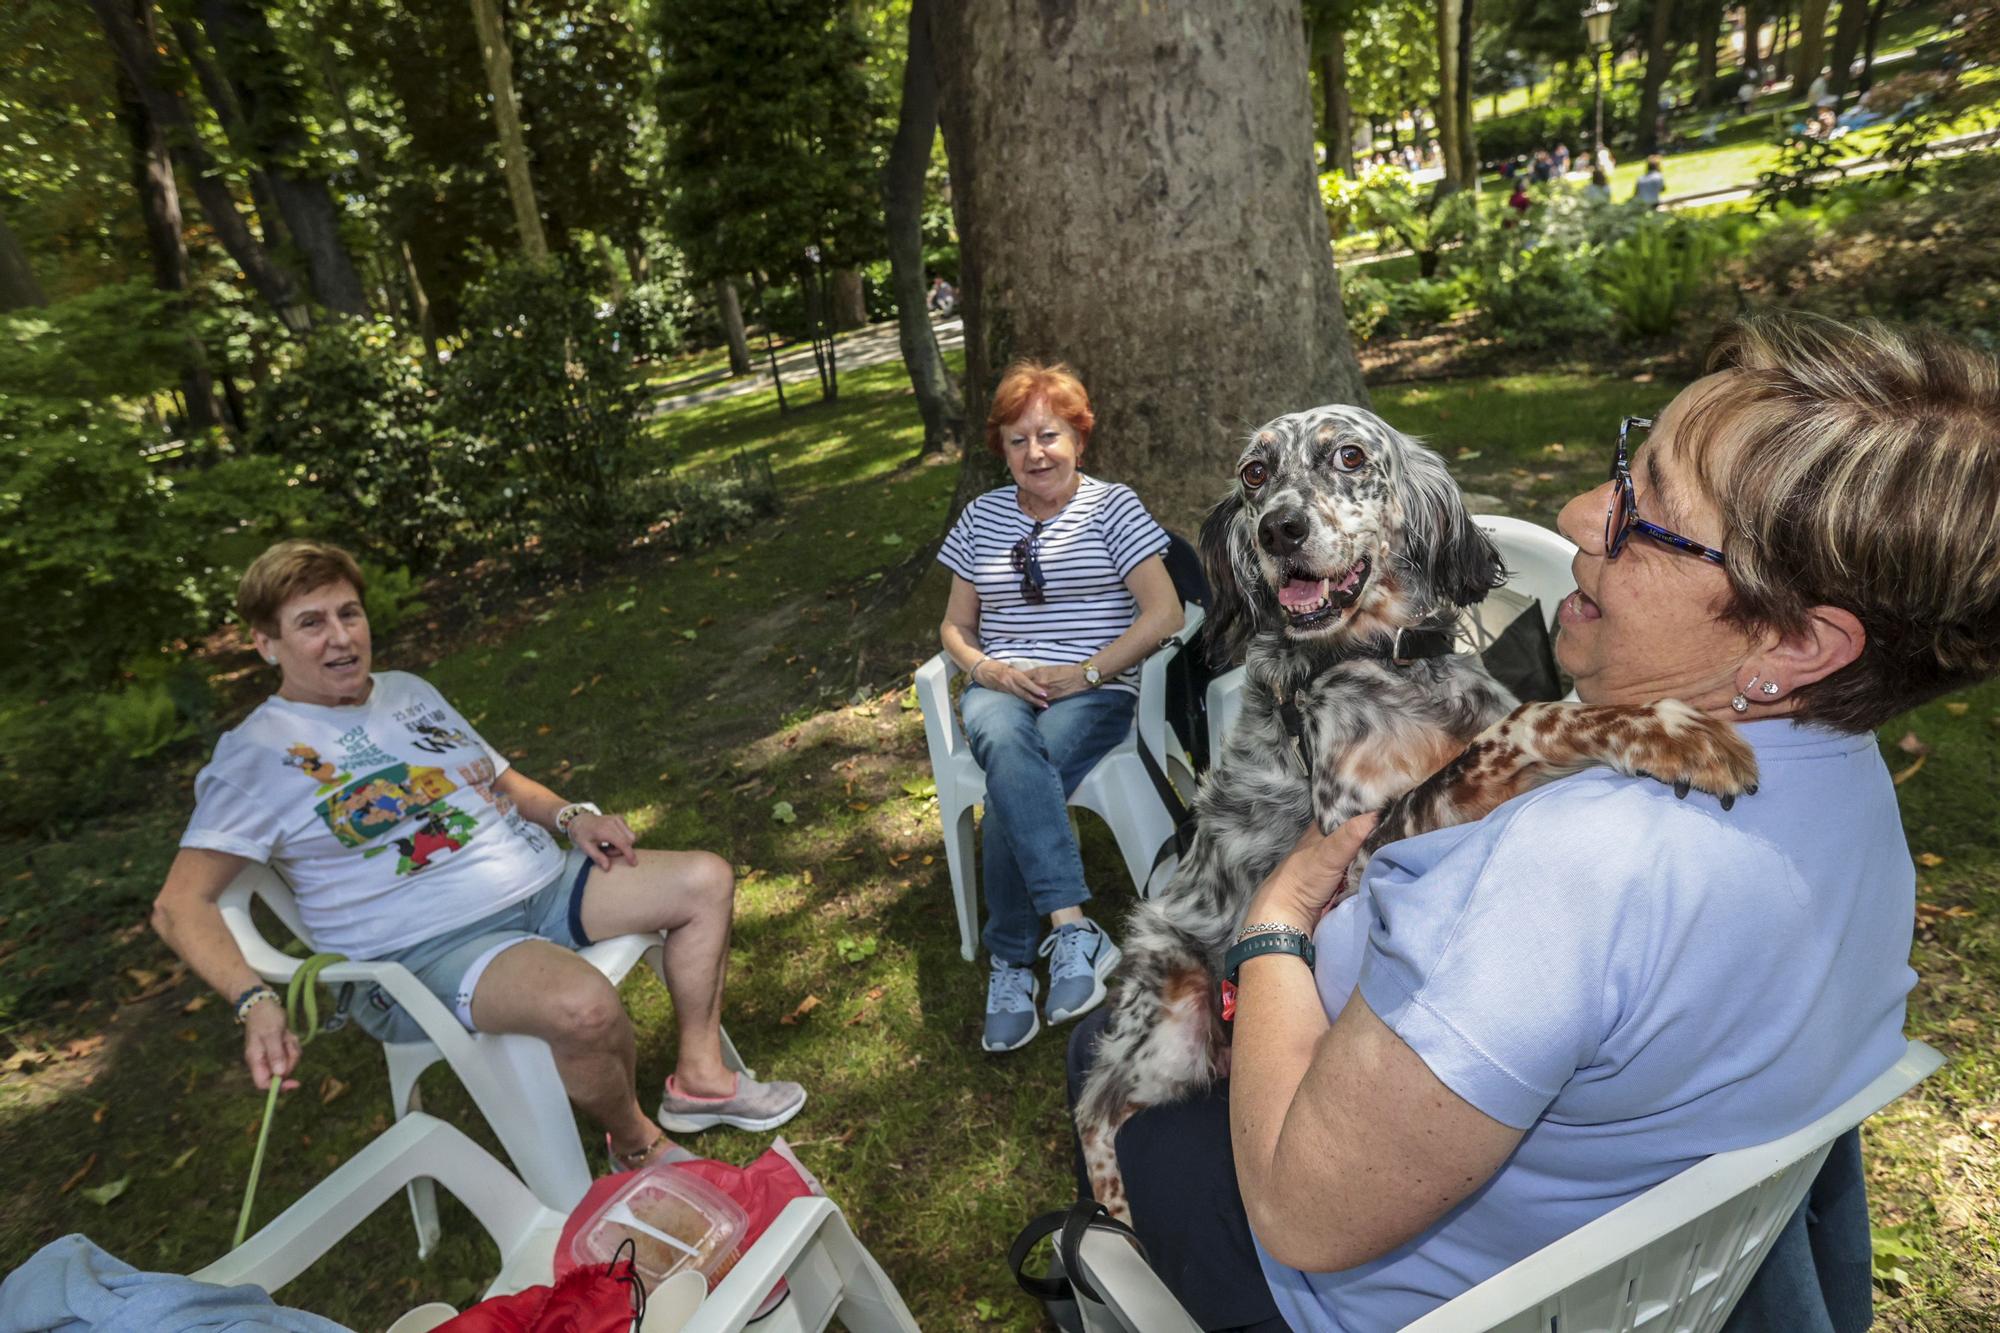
[1223,930,1317,984]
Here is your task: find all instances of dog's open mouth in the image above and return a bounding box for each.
[1277,557,1371,629]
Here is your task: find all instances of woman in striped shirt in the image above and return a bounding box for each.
[938,362,1184,1052]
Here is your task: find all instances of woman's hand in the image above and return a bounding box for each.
[1027,664,1093,701]
[976,659,1051,709]
[1244,813,1380,934]
[568,811,639,869]
[243,1001,301,1093]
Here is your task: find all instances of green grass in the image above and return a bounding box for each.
[4,360,1996,1329]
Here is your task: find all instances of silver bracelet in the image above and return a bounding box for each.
[969,655,991,685]
[1235,921,1311,946]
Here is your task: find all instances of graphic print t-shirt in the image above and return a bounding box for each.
[181,671,563,958]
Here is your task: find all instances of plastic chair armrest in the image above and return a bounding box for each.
[1136,602,1204,766]
[683,1196,840,1331]
[914,652,967,769]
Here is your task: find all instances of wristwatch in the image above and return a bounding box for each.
[1082,660,1102,688]
[554,801,602,841]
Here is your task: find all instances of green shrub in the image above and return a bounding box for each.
[641,452,782,552]
[440,257,649,562]
[1387,274,1473,330]
[101,679,196,760]
[1340,271,1392,343]
[356,563,431,640]
[251,319,461,569]
[1596,218,1730,338]
[614,281,686,361]
[1331,165,1481,276]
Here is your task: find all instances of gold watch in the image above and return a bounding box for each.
[1082,660,1102,687]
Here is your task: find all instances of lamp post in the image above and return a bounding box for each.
[1583,0,1616,168]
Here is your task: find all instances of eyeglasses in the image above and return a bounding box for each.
[1606,416,1728,567]
[1011,521,1047,604]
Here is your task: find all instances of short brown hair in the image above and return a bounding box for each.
[1686,312,2000,732]
[984,360,1095,458]
[237,540,367,636]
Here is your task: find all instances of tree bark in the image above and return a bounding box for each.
[1637,0,1679,155]
[88,0,307,326]
[397,240,439,365]
[884,0,963,456]
[1743,2,1764,70]
[1321,30,1355,178]
[1696,0,1722,102]
[932,1,1367,529]
[1454,0,1476,179]
[114,36,225,435]
[1857,0,1886,91]
[467,0,549,261]
[1794,0,1830,83]
[1435,0,1470,187]
[715,277,753,376]
[191,0,367,315]
[1827,0,1867,96]
[166,17,288,251]
[0,212,45,311]
[830,267,868,328]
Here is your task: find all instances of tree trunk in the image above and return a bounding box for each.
[166,17,289,251]
[715,277,753,376]
[1696,0,1722,102]
[192,0,367,316]
[397,240,439,365]
[114,37,225,435]
[884,0,963,456]
[467,0,549,261]
[1454,0,1477,180]
[1743,2,1764,69]
[931,1,1367,529]
[0,212,45,311]
[1827,0,1867,96]
[1435,0,1469,187]
[1320,31,1355,178]
[1637,0,1679,155]
[1793,0,1830,85]
[829,268,867,329]
[88,0,308,326]
[1857,0,1886,91]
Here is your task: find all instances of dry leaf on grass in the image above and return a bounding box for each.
[1893,755,1928,786]
[80,1176,129,1206]
[182,995,209,1014]
[779,995,822,1025]
[1944,702,1970,716]
[59,1154,98,1194]
[319,1076,349,1106]
[1897,731,1931,755]
[1918,852,1946,868]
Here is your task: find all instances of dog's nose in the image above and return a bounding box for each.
[1258,507,1310,558]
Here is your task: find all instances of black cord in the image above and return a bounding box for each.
[604,1236,647,1326]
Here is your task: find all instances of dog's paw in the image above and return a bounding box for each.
[1617,699,1761,808]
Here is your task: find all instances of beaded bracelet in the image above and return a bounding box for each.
[233,985,280,1025]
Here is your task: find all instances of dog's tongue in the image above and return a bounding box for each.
[1279,576,1327,608]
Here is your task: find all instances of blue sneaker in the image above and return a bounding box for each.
[1041,920,1121,1024]
[982,960,1041,1052]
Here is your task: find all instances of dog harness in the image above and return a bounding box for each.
[1269,623,1458,781]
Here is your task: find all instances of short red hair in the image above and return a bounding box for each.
[984,360,1094,458]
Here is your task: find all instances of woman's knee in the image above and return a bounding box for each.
[687,850,735,914]
[546,975,630,1048]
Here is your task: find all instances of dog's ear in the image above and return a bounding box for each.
[1399,440,1505,609]
[1198,490,1263,668]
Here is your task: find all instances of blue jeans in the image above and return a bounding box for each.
[959,684,1135,966]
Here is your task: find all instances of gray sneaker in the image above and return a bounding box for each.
[658,1073,807,1133]
[982,960,1041,1052]
[1042,920,1121,1024]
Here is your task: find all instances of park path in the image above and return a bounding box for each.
[650,315,964,415]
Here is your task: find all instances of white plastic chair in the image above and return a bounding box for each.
[193,1112,921,1333]
[1069,1038,1944,1333]
[219,864,753,1257]
[915,604,1205,961]
[1204,515,1580,755]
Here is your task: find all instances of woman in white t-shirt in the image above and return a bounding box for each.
[153,541,805,1170]
[937,361,1183,1052]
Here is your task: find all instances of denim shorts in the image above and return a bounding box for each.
[348,846,595,1045]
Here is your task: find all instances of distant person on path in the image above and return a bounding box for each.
[936,361,1183,1053]
[1507,180,1533,224]
[928,275,957,314]
[152,541,806,1172]
[1739,78,1759,112]
[1585,165,1613,204]
[1807,69,1836,109]
[1530,149,1553,184]
[1634,155,1667,209]
[1552,142,1572,175]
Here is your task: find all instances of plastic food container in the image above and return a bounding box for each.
[566,1163,750,1291]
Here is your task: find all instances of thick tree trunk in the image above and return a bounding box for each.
[1796,0,1830,80]
[1637,0,1679,155]
[1454,0,1477,178]
[1743,2,1764,69]
[467,0,549,261]
[1696,0,1722,102]
[1435,0,1470,187]
[1857,0,1886,91]
[1827,0,1867,96]
[715,277,753,376]
[89,0,307,326]
[884,0,963,456]
[1321,31,1355,178]
[192,0,367,315]
[167,17,289,251]
[115,47,225,435]
[830,268,867,329]
[932,1,1366,529]
[0,213,45,311]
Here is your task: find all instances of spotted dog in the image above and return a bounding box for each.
[1074,405,1757,1222]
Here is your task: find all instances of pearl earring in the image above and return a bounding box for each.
[263,655,277,666]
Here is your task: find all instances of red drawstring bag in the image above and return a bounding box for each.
[432,1251,643,1332]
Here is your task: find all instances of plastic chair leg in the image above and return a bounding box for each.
[477,1032,595,1211]
[940,801,981,962]
[383,1043,442,1259]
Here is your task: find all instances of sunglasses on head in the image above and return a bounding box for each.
[1011,521,1047,604]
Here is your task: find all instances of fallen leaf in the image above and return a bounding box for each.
[168,1146,198,1172]
[318,1075,349,1105]
[92,1104,107,1125]
[922,855,935,865]
[849,801,871,812]
[125,968,160,989]
[1917,852,1946,868]
[779,994,823,1025]
[62,1035,106,1060]
[59,1154,98,1194]
[537,724,553,735]
[801,869,814,886]
[771,800,797,825]
[81,1176,130,1206]
[176,1029,200,1043]
[1892,754,1928,786]
[681,629,698,641]
[615,600,637,614]
[3,1048,44,1074]
[181,995,209,1014]
[696,615,716,628]
[1896,731,1931,756]
[1942,701,1969,716]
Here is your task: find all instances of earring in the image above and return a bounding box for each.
[1730,692,1750,713]
[263,655,277,666]
[1761,679,1780,696]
